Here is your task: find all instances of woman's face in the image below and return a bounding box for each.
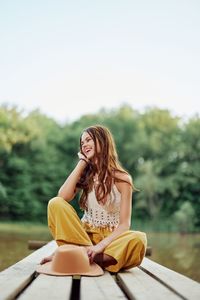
[81,131,96,159]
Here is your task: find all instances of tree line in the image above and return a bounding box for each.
[0,104,199,232]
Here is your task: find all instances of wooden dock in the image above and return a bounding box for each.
[0,241,200,300]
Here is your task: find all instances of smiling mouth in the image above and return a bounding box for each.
[85,149,92,154]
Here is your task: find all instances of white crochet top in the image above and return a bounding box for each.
[81,184,121,230]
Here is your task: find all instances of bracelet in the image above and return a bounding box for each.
[79,158,89,164]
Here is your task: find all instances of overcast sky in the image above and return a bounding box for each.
[0,0,199,124]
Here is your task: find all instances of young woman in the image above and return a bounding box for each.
[40,125,147,272]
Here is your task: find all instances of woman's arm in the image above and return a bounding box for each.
[58,157,88,202]
[87,173,133,261]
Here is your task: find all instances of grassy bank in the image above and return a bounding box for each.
[0,221,50,237]
[131,217,200,233]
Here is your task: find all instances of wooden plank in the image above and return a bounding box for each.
[81,271,126,300]
[117,267,181,300]
[0,241,57,300]
[139,258,200,300]
[17,274,72,300]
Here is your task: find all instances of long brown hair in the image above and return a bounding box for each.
[77,125,135,209]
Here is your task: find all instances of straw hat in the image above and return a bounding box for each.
[36,244,104,276]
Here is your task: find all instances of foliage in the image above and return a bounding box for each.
[173,201,196,233]
[0,104,199,231]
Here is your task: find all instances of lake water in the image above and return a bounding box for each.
[147,232,200,283]
[0,225,199,283]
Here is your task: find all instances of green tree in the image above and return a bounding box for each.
[173,201,196,233]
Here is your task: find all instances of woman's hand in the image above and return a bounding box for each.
[86,244,105,264]
[77,152,90,162]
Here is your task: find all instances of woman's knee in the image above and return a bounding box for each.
[48,196,65,211]
[131,232,147,249]
[129,234,147,266]
[48,196,74,215]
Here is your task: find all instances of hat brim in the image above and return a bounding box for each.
[36,261,104,277]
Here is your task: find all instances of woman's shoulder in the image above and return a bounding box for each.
[113,171,132,195]
[113,170,132,185]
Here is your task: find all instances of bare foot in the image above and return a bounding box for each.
[93,253,117,268]
[40,253,54,265]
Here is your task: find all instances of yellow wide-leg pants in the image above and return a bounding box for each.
[48,196,147,273]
